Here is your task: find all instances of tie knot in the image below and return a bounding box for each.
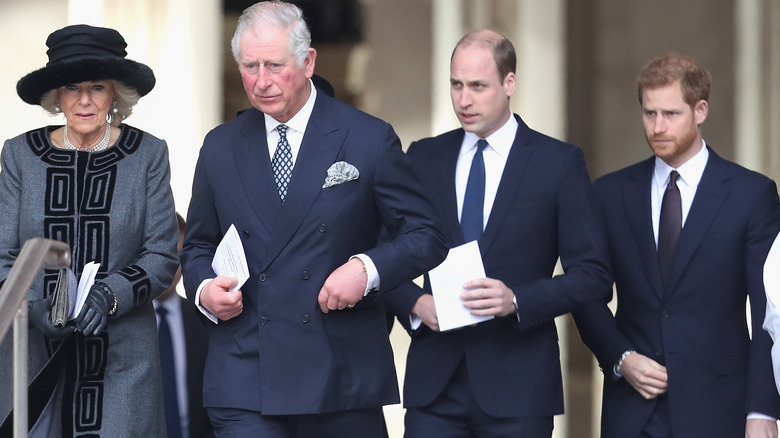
[156,306,167,317]
[476,139,488,152]
[277,124,288,137]
[669,170,680,184]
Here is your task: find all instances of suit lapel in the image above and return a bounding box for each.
[667,149,729,293]
[232,110,281,235]
[260,94,345,270]
[479,115,532,256]
[623,158,665,298]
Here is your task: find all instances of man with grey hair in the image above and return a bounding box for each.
[181,1,447,437]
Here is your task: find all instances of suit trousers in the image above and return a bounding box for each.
[207,406,384,438]
[404,360,553,438]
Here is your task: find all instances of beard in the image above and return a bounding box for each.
[646,115,700,166]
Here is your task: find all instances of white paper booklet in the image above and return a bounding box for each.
[211,224,250,292]
[71,261,101,320]
[428,241,494,331]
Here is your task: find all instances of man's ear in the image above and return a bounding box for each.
[504,72,516,98]
[694,99,708,125]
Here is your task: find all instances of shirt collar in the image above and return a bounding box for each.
[264,79,318,136]
[461,114,518,157]
[654,139,709,187]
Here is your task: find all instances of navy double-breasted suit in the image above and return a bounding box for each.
[573,148,780,437]
[384,115,611,418]
[180,91,447,415]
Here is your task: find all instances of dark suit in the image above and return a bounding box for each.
[178,295,213,438]
[180,91,446,417]
[156,295,214,438]
[384,115,611,423]
[573,148,780,437]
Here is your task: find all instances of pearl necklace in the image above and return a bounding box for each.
[62,123,111,152]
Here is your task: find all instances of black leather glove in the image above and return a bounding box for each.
[74,283,113,336]
[29,296,75,339]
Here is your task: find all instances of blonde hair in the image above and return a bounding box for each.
[40,80,140,127]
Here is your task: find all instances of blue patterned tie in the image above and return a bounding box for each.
[461,139,488,243]
[157,307,182,438]
[272,124,293,203]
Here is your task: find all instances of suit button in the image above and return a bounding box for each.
[302,314,310,323]
[302,271,310,280]
[259,273,267,282]
[243,230,250,237]
[662,310,670,318]
[259,317,268,326]
[318,224,327,233]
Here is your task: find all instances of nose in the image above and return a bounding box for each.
[78,89,91,105]
[653,116,666,134]
[254,68,272,91]
[457,89,472,108]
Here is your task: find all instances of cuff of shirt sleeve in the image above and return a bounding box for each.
[195,278,219,324]
[410,314,422,331]
[747,412,776,422]
[351,254,379,296]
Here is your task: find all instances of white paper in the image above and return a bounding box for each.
[211,224,250,292]
[428,241,493,331]
[71,261,100,320]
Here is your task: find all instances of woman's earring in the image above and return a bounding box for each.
[112,100,119,114]
[54,99,61,113]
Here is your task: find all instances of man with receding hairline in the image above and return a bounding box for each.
[385,29,610,438]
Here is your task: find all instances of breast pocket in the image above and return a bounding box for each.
[317,179,359,202]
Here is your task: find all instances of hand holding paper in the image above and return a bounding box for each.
[428,241,493,331]
[460,276,518,318]
[200,276,244,321]
[73,261,100,320]
[211,224,250,291]
[203,224,250,321]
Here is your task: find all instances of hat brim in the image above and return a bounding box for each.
[17,56,155,105]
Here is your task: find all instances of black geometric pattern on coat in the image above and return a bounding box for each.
[26,125,146,436]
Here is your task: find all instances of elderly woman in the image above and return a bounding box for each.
[0,24,178,436]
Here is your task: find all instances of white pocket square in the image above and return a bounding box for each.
[323,161,359,188]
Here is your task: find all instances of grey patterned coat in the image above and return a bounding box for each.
[0,124,179,437]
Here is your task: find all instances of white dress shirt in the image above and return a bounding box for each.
[651,139,708,246]
[456,115,518,228]
[410,115,518,330]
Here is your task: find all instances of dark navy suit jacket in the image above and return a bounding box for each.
[573,148,780,437]
[384,115,611,418]
[180,91,447,415]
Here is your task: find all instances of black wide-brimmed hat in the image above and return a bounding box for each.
[17,24,155,105]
